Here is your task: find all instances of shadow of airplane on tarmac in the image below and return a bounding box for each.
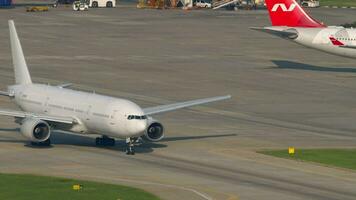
[272,60,356,73]
[0,128,237,154]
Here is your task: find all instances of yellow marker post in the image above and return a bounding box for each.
[72,184,82,191]
[288,147,295,155]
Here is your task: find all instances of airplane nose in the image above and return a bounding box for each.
[135,120,147,134]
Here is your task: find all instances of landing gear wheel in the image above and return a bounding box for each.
[126,137,138,155]
[126,145,135,155]
[31,138,51,147]
[95,136,115,146]
[106,1,113,7]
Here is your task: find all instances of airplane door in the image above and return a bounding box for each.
[86,105,92,121]
[43,84,50,114]
[44,96,50,113]
[110,110,118,126]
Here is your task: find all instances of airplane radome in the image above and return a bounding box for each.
[0,20,231,155]
[252,0,356,59]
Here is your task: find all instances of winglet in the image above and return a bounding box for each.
[329,36,344,46]
[9,20,32,85]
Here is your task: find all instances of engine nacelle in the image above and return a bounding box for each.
[20,118,51,142]
[142,119,164,142]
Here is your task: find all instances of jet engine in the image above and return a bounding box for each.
[20,118,51,142]
[142,119,164,142]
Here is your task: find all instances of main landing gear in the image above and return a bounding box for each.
[126,137,139,155]
[95,136,115,146]
[31,138,51,147]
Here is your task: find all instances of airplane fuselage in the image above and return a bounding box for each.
[8,84,148,138]
[294,27,356,58]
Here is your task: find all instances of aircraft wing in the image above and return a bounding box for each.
[251,27,299,39]
[143,95,231,115]
[0,91,10,97]
[0,108,74,124]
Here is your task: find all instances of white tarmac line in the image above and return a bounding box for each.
[54,172,214,200]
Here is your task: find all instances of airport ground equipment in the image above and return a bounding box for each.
[301,0,319,7]
[195,0,211,8]
[0,20,230,155]
[26,6,49,12]
[212,0,238,10]
[72,0,89,10]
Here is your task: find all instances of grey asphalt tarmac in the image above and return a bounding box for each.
[0,5,356,200]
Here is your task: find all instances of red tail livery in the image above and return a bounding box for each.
[252,0,356,58]
[265,0,325,27]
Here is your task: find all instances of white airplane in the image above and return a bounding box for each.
[252,0,356,58]
[0,20,230,155]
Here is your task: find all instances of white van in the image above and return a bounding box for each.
[88,0,116,7]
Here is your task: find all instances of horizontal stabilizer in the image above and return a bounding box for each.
[251,27,298,39]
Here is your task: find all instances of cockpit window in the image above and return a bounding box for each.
[127,115,147,120]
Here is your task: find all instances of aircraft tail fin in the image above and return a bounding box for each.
[8,20,32,85]
[265,0,325,27]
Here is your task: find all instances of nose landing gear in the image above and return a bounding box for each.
[126,137,139,155]
[95,136,139,155]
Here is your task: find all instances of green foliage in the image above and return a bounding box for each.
[340,22,356,28]
[259,149,356,170]
[0,174,160,200]
[320,0,356,7]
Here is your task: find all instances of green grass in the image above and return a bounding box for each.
[0,173,160,200]
[320,0,356,7]
[259,149,356,170]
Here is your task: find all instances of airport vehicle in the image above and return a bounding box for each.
[26,6,49,12]
[301,0,319,8]
[252,0,356,58]
[72,0,89,10]
[195,0,211,8]
[88,0,115,7]
[0,20,230,155]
